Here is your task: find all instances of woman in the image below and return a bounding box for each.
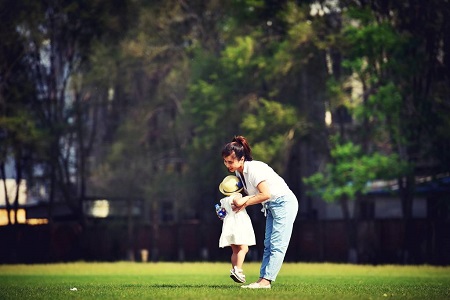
[221,135,298,289]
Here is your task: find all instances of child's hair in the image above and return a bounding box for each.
[221,135,253,161]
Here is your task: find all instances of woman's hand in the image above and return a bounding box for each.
[232,195,251,212]
[231,181,271,212]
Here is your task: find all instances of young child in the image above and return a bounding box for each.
[217,175,256,283]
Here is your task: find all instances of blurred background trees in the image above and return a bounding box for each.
[1,0,449,263]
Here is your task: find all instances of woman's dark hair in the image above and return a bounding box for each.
[221,135,253,161]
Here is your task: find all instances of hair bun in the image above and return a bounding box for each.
[233,135,244,145]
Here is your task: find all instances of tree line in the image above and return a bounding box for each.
[1,0,449,262]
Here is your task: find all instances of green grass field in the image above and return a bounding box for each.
[0,262,449,299]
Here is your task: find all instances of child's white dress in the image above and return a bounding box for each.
[219,194,256,248]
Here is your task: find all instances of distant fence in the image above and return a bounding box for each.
[0,219,449,265]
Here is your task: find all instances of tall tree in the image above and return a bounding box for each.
[341,0,450,262]
[0,0,134,224]
[304,0,450,262]
[0,0,47,225]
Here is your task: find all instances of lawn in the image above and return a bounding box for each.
[0,262,449,299]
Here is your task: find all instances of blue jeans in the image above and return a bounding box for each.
[260,193,298,282]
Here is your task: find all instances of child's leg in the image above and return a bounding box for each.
[230,244,249,269]
[230,244,238,267]
[230,244,249,283]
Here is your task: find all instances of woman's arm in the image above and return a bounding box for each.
[231,193,245,206]
[233,180,270,211]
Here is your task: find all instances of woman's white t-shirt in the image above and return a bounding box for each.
[235,160,293,201]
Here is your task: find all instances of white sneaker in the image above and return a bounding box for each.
[230,266,246,283]
[241,282,271,289]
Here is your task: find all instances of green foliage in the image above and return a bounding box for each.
[241,98,300,166]
[241,99,297,135]
[269,2,322,79]
[283,2,315,48]
[326,78,348,108]
[303,140,407,202]
[220,36,258,80]
[367,83,402,117]
[3,0,449,226]
[184,27,306,186]
[186,35,262,120]
[0,112,44,146]
[354,83,405,146]
[183,41,255,192]
[343,21,401,62]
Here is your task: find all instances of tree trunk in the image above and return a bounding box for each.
[0,162,12,225]
[127,196,135,261]
[399,174,415,263]
[340,196,358,263]
[13,152,22,225]
[151,200,160,262]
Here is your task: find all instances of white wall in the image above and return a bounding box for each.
[0,179,27,205]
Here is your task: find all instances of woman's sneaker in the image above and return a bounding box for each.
[230,266,246,283]
[241,282,271,289]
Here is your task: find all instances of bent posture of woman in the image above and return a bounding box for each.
[222,135,298,289]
